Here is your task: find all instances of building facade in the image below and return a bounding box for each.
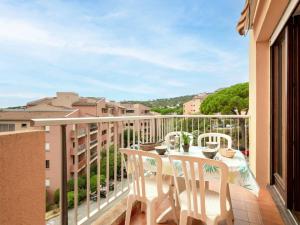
[0,92,126,201]
[183,93,208,115]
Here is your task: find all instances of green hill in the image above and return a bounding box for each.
[121,95,195,115]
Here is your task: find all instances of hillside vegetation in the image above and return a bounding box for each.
[122,95,195,115]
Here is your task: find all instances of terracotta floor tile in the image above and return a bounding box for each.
[234,219,250,225]
[233,209,249,221]
[247,211,262,224]
[245,202,260,213]
[127,187,285,225]
[232,200,247,211]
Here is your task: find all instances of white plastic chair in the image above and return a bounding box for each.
[120,148,177,225]
[165,131,193,146]
[169,154,233,225]
[198,133,232,149]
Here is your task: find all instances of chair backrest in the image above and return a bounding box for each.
[169,154,228,221]
[120,148,164,200]
[165,131,193,146]
[197,133,232,149]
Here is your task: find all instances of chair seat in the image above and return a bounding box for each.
[179,189,231,221]
[129,175,170,201]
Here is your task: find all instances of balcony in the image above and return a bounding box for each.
[70,143,87,155]
[71,128,87,139]
[90,139,98,148]
[90,124,98,135]
[1,115,286,225]
[70,158,87,173]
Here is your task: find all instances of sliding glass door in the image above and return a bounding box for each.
[271,28,288,202]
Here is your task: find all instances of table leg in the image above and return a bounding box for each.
[157,178,178,224]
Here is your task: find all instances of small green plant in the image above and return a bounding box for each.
[54,189,60,205]
[181,132,191,146]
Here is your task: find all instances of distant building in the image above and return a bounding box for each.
[120,103,158,139]
[121,103,151,116]
[0,92,126,201]
[183,93,208,115]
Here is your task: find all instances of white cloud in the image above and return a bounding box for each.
[0,15,245,74]
[0,18,65,47]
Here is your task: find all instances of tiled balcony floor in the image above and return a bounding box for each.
[127,185,285,225]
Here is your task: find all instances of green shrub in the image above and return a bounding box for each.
[54,189,60,205]
[68,176,87,191]
[78,176,86,189]
[90,174,107,193]
[78,189,86,202]
[67,191,74,209]
[100,146,122,179]
[90,175,97,193]
[67,179,74,192]
[90,163,97,176]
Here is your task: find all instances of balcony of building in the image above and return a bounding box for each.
[0,115,288,225]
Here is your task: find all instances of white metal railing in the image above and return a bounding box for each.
[34,115,249,225]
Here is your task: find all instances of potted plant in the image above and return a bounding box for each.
[181,132,191,152]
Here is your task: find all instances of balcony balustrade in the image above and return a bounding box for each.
[71,128,87,139]
[90,124,98,134]
[70,143,86,155]
[32,115,250,225]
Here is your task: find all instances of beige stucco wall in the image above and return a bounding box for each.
[0,130,45,225]
[248,30,257,177]
[248,0,290,187]
[52,92,79,108]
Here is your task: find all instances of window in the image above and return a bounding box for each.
[45,143,50,151]
[102,108,108,113]
[45,179,50,187]
[0,124,15,132]
[21,123,27,128]
[46,160,50,169]
[126,109,135,113]
[102,130,107,135]
[111,127,114,133]
[45,126,50,132]
[111,136,114,142]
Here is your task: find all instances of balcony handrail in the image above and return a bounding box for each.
[31,114,249,126]
[42,114,250,225]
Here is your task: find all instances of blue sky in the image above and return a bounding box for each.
[0,0,248,107]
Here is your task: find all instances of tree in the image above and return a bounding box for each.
[123,129,137,147]
[200,82,249,149]
[200,82,249,115]
[90,174,106,192]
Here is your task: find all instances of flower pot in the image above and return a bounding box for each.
[182,144,190,152]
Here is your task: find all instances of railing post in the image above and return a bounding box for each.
[61,125,68,225]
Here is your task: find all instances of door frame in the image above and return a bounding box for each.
[270,15,300,212]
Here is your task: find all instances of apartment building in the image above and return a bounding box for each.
[183,93,208,115]
[0,107,78,200]
[121,103,151,116]
[0,92,125,201]
[120,103,153,136]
